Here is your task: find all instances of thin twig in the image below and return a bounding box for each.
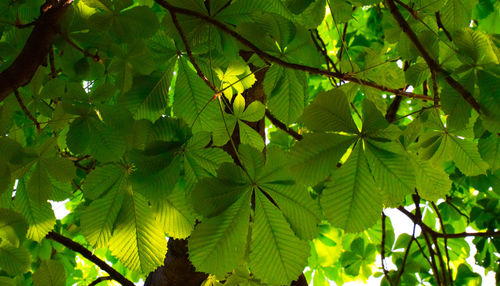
[14,89,40,132]
[46,231,134,286]
[394,105,438,121]
[385,0,480,112]
[154,0,431,100]
[381,213,394,285]
[88,276,113,286]
[445,196,470,224]
[395,222,416,285]
[432,202,453,285]
[265,109,303,141]
[169,10,217,92]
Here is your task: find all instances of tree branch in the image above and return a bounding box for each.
[265,109,303,141]
[385,0,480,112]
[381,213,394,285]
[397,206,500,238]
[154,0,430,101]
[0,0,73,102]
[432,202,453,286]
[88,276,113,286]
[14,89,40,132]
[46,231,134,286]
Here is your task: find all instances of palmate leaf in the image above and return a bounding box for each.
[440,0,476,32]
[191,163,251,218]
[252,147,321,240]
[188,191,251,276]
[264,65,307,125]
[153,184,197,239]
[300,89,358,133]
[249,191,309,285]
[109,191,167,274]
[174,57,218,131]
[321,143,382,232]
[83,164,127,200]
[183,132,233,191]
[14,180,55,242]
[0,209,28,247]
[364,140,416,207]
[0,245,31,276]
[32,260,65,286]
[289,133,357,185]
[447,134,488,176]
[411,155,452,202]
[81,188,125,248]
[478,133,500,171]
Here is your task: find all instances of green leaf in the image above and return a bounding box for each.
[81,189,125,248]
[122,58,176,121]
[0,159,10,196]
[253,147,321,239]
[192,163,251,218]
[27,162,52,206]
[250,191,309,285]
[0,209,28,247]
[0,245,31,276]
[112,6,159,41]
[189,191,251,276]
[109,192,167,274]
[239,121,265,151]
[153,184,197,239]
[321,143,382,232]
[183,132,233,191]
[441,83,472,131]
[362,99,389,134]
[174,58,219,131]
[478,133,500,171]
[447,134,488,176]
[300,89,358,133]
[32,260,65,286]
[83,164,126,200]
[264,65,307,124]
[411,155,452,201]
[239,101,265,122]
[478,70,500,133]
[364,141,416,207]
[14,180,56,242]
[440,0,477,32]
[289,133,357,185]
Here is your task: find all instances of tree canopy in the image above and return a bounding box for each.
[0,0,499,285]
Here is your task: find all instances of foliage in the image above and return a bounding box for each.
[0,0,499,285]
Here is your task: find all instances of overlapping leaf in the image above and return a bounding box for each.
[321,143,382,232]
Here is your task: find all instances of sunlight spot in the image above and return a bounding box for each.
[396,59,403,69]
[82,80,94,93]
[406,100,411,104]
[457,136,465,140]
[390,95,395,99]
[382,94,387,98]
[50,199,70,220]
[472,189,479,196]
[407,85,414,92]
[408,116,413,120]
[409,107,412,111]
[489,186,493,191]
[173,71,177,76]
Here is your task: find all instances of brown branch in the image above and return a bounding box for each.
[154,0,430,101]
[381,213,394,285]
[0,0,73,102]
[385,0,480,112]
[265,109,303,141]
[432,202,453,286]
[46,231,134,286]
[395,222,416,285]
[14,89,40,132]
[58,33,101,63]
[88,276,112,286]
[435,12,452,41]
[397,206,500,239]
[168,9,217,92]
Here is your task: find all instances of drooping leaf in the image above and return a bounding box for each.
[264,65,307,125]
[300,89,358,133]
[109,191,168,274]
[249,191,309,285]
[0,245,31,276]
[447,134,488,176]
[81,188,125,248]
[289,133,357,185]
[364,140,416,206]
[0,208,28,247]
[478,133,500,171]
[14,180,55,242]
[188,191,251,276]
[32,260,65,286]
[153,184,197,239]
[321,143,382,232]
[411,155,452,201]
